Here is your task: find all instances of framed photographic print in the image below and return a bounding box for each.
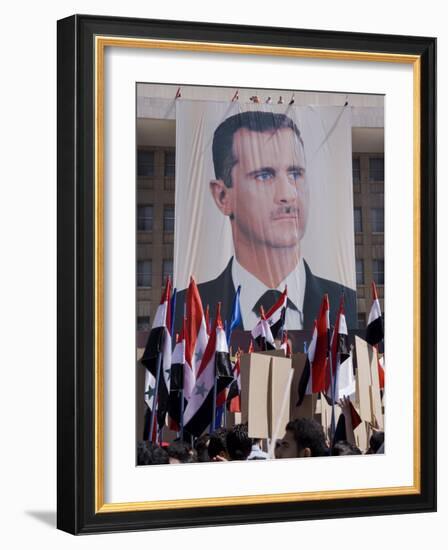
[57,14,436,534]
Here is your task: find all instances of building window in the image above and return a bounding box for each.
[164,151,175,177]
[356,259,364,285]
[137,205,153,231]
[163,206,175,232]
[137,150,155,177]
[137,316,151,331]
[372,259,384,285]
[352,157,361,184]
[137,260,152,288]
[357,312,365,329]
[368,157,384,182]
[371,208,384,232]
[162,259,173,284]
[354,207,363,233]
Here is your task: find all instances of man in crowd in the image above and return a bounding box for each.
[275,418,329,459]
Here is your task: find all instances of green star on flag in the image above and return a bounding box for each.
[145,386,155,400]
[195,382,207,398]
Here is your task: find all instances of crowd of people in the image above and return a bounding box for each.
[137,417,384,465]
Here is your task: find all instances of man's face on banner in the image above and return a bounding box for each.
[228,127,308,251]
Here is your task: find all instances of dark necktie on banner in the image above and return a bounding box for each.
[252,289,298,314]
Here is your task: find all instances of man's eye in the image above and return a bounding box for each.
[254,171,274,181]
[289,169,305,180]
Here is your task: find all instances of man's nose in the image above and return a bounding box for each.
[274,172,297,203]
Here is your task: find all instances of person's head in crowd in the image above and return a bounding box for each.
[275,418,329,459]
[366,429,385,454]
[226,423,252,461]
[194,433,211,462]
[208,427,229,461]
[137,441,170,465]
[332,440,362,456]
[167,441,197,464]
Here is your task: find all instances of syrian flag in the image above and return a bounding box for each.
[366,281,385,389]
[140,277,172,431]
[168,323,186,432]
[184,277,208,400]
[143,369,157,441]
[183,304,234,437]
[366,281,384,345]
[251,306,276,351]
[333,354,356,402]
[297,321,317,406]
[265,287,288,339]
[227,349,242,413]
[280,331,292,358]
[327,296,350,402]
[311,294,330,393]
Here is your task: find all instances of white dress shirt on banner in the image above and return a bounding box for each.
[231,256,306,330]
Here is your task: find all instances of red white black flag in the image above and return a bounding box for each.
[311,294,330,393]
[141,277,172,431]
[366,281,385,389]
[184,277,208,400]
[366,281,384,346]
[265,287,288,339]
[251,306,276,351]
[167,322,186,432]
[183,304,233,437]
[327,296,351,402]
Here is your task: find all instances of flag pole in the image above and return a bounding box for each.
[149,350,163,442]
[210,356,218,433]
[328,355,336,450]
[179,388,184,440]
[328,326,336,452]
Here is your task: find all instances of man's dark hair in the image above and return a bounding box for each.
[368,430,385,454]
[285,418,329,457]
[137,441,169,465]
[194,433,211,462]
[226,423,252,461]
[167,441,197,463]
[208,427,228,460]
[212,111,304,188]
[332,440,362,456]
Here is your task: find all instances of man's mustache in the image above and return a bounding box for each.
[271,205,299,218]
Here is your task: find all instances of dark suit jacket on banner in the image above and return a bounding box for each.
[174,258,357,334]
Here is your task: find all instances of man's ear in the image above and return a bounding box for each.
[210,179,234,217]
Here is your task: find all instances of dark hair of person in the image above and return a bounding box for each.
[285,418,329,457]
[166,441,197,464]
[212,111,304,188]
[208,427,228,460]
[332,440,362,456]
[368,430,385,454]
[194,433,211,462]
[137,441,169,465]
[226,423,252,461]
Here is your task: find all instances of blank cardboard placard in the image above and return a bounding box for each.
[246,353,271,439]
[269,356,293,440]
[355,336,374,422]
[355,336,384,428]
[369,348,384,430]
